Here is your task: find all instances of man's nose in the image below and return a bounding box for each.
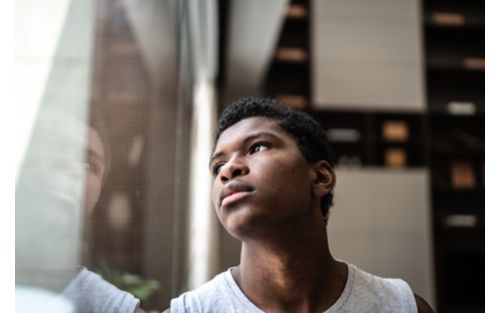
[220,158,249,182]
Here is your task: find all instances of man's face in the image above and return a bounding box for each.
[210,117,315,238]
[16,119,106,282]
[84,127,106,215]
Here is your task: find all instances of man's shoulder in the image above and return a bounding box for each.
[347,264,435,312]
[345,263,418,312]
[178,270,229,298]
[350,263,411,292]
[414,294,435,313]
[170,269,233,310]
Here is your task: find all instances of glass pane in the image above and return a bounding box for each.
[16,0,187,311]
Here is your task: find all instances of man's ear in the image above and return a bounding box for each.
[312,161,336,198]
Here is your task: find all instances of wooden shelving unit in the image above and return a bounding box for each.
[265,0,310,110]
[312,111,427,168]
[263,0,485,312]
[424,1,485,311]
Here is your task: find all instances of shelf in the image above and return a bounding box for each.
[431,189,485,202]
[423,0,485,30]
[433,191,484,207]
[425,29,484,70]
[426,70,484,114]
[431,137,484,155]
[428,105,485,116]
[427,56,484,71]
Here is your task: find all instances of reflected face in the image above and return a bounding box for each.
[18,118,107,215]
[210,117,314,238]
[84,127,106,215]
[16,117,107,280]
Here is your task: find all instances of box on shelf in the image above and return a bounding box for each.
[385,148,407,168]
[450,161,476,189]
[382,120,409,142]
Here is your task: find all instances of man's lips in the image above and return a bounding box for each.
[219,181,254,208]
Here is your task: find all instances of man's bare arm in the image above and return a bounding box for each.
[161,309,171,313]
[414,294,435,313]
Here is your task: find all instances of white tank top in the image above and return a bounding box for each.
[171,263,418,313]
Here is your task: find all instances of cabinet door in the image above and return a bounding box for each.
[312,0,425,111]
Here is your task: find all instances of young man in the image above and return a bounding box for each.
[166,98,434,313]
[16,113,144,313]
[64,120,146,313]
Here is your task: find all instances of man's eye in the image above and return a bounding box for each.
[249,142,269,154]
[212,163,224,175]
[84,161,100,175]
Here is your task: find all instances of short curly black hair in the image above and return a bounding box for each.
[215,97,335,223]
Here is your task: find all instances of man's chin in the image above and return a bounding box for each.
[222,210,273,240]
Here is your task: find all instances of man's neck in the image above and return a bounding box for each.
[233,218,348,313]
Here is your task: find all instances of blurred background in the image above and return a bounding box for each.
[15,0,484,312]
